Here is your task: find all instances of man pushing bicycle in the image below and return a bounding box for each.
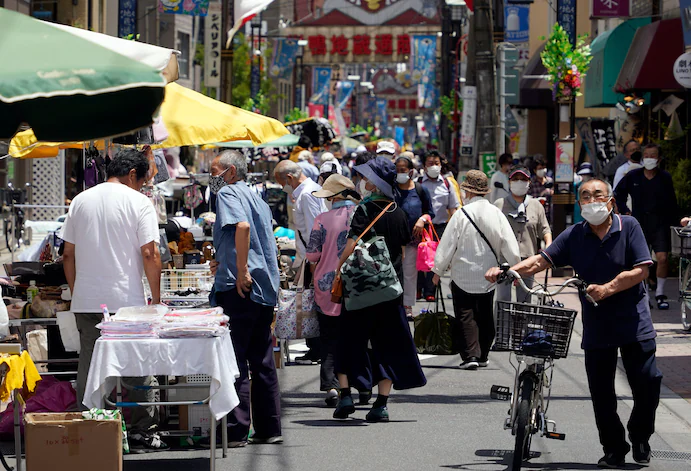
[486,178,662,469]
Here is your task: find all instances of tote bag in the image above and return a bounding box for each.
[341,203,403,311]
[275,262,320,339]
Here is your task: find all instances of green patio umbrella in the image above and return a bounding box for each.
[215,133,300,148]
[0,8,166,141]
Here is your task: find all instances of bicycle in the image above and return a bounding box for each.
[489,264,596,470]
[1,183,28,252]
[671,226,691,331]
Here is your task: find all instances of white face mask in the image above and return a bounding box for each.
[581,199,612,226]
[510,180,530,197]
[536,168,547,178]
[359,179,372,199]
[396,172,411,184]
[426,165,441,179]
[282,183,294,195]
[643,158,658,170]
[324,199,333,211]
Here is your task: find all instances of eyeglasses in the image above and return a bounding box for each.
[580,193,611,203]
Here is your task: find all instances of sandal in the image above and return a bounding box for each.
[656,295,670,310]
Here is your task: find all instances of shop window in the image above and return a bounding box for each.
[177,32,190,79]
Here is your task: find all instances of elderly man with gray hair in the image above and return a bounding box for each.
[274,159,327,364]
[208,150,282,446]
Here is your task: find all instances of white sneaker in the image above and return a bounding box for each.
[478,360,489,367]
[459,359,479,370]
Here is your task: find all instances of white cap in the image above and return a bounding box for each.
[376,141,396,155]
[319,160,342,175]
[356,145,367,153]
[319,152,335,165]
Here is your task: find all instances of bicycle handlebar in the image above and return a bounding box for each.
[497,265,598,307]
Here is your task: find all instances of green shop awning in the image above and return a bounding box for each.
[215,133,299,148]
[584,18,650,108]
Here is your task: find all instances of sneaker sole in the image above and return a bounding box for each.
[459,363,479,370]
[365,416,390,423]
[294,360,319,365]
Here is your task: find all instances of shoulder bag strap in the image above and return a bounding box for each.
[461,207,499,263]
[353,202,394,245]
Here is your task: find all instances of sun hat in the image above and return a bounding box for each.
[353,156,396,199]
[460,170,490,195]
[312,174,356,198]
[376,141,396,155]
[319,160,342,175]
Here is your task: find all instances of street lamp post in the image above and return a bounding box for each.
[295,39,308,112]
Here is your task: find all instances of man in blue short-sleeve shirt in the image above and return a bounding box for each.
[209,150,282,446]
[486,178,662,468]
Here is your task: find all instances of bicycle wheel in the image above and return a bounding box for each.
[682,261,691,331]
[512,375,534,470]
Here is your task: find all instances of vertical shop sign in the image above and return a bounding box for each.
[555,140,575,183]
[557,0,576,45]
[480,152,497,178]
[204,1,222,88]
[460,86,477,156]
[412,35,438,109]
[118,0,137,38]
[681,0,691,49]
[504,5,529,43]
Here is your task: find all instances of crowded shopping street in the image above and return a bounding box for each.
[3,0,691,470]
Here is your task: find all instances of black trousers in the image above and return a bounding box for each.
[421,223,447,297]
[317,313,340,391]
[217,290,281,441]
[584,339,662,454]
[450,282,495,362]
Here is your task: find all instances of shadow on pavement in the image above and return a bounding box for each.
[440,449,645,470]
[124,457,210,470]
[291,419,368,427]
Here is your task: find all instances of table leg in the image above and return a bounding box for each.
[210,414,216,471]
[116,378,123,417]
[13,391,21,471]
[222,415,227,458]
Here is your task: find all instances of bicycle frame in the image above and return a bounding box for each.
[505,354,557,436]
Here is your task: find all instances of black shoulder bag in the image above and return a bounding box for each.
[461,207,499,263]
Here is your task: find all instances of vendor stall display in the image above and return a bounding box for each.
[285,117,336,150]
[0,9,166,142]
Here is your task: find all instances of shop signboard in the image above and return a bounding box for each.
[480,152,497,178]
[460,85,477,156]
[504,4,529,43]
[269,39,300,81]
[555,140,575,184]
[591,0,631,18]
[203,1,222,88]
[118,0,137,38]
[673,52,691,88]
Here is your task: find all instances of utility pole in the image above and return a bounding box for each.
[220,0,233,104]
[472,0,497,169]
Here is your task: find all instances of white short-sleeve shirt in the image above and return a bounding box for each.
[61,182,159,313]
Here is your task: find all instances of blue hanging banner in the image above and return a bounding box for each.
[118,0,137,38]
[557,0,576,45]
[335,81,354,109]
[269,39,300,81]
[411,35,438,109]
[376,98,388,129]
[310,67,332,106]
[395,126,405,147]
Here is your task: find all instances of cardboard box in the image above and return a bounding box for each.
[178,405,212,437]
[25,412,122,471]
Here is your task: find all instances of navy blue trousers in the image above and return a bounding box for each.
[217,290,281,441]
[584,339,662,454]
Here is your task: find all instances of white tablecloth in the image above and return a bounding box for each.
[84,334,240,420]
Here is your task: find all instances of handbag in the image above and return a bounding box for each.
[275,262,320,340]
[413,285,459,355]
[416,224,439,272]
[340,202,403,311]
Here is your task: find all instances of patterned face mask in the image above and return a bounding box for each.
[209,168,229,194]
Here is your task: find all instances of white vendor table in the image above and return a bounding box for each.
[83,334,240,470]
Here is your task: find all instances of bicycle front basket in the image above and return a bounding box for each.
[494,301,577,359]
[671,227,691,257]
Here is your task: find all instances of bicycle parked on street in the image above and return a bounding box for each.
[489,264,596,470]
[671,226,691,331]
[1,183,31,252]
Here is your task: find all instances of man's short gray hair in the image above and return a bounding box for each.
[275,160,302,179]
[218,150,247,180]
[579,178,613,199]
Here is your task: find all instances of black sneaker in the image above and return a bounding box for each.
[294,353,320,365]
[597,446,629,469]
[459,358,479,370]
[632,442,651,464]
[358,390,372,405]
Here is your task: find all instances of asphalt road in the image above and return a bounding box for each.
[120,280,691,471]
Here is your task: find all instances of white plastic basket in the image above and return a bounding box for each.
[144,269,213,304]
